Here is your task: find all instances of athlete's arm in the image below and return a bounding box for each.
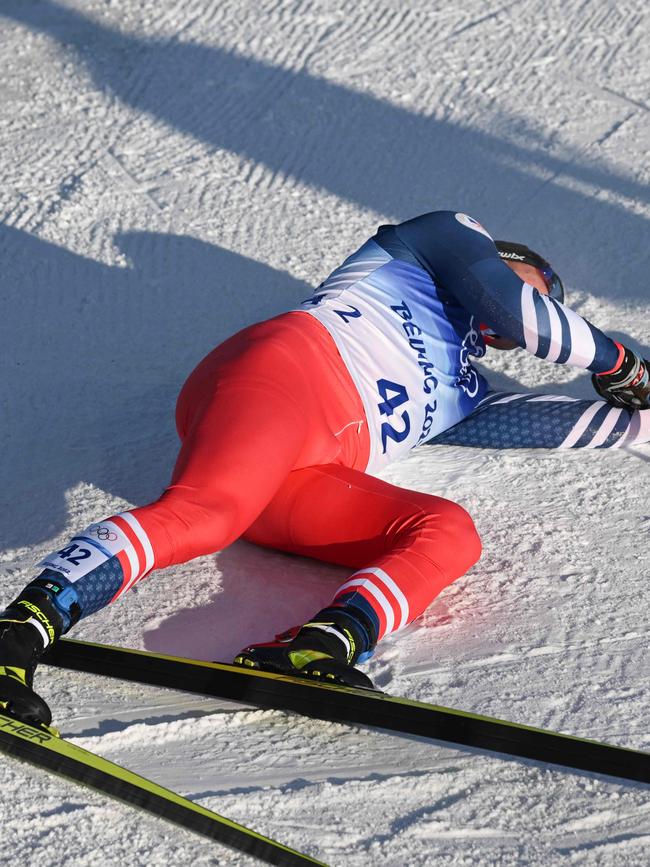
[426,391,650,449]
[381,210,620,374]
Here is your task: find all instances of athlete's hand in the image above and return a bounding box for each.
[592,344,650,409]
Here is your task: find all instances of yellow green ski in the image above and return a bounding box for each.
[0,711,325,866]
[44,637,650,785]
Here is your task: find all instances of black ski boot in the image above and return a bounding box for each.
[0,587,65,726]
[234,608,377,690]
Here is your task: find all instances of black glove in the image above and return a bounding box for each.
[592,344,650,409]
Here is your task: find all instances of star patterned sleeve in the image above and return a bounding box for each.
[426,391,650,449]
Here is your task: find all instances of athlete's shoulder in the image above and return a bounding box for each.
[397,210,494,242]
[387,210,498,274]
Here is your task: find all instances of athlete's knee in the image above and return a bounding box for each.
[441,500,482,570]
[401,496,481,575]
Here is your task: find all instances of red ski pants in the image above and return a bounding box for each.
[126,313,481,642]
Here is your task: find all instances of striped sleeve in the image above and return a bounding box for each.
[464,258,619,373]
[518,284,609,370]
[391,211,620,373]
[427,392,650,450]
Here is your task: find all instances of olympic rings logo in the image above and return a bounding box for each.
[90,525,118,542]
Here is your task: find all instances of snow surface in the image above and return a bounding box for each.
[1,0,649,864]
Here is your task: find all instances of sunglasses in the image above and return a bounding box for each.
[541,266,565,304]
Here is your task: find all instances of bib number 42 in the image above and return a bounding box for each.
[377,378,410,453]
[57,543,92,567]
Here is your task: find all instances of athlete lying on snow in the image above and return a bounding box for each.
[2,211,649,725]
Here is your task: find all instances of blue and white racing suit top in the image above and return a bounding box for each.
[298,210,623,471]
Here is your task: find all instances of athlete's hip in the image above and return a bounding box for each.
[174,312,371,471]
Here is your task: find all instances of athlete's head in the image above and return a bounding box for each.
[496,241,565,303]
[481,241,565,350]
